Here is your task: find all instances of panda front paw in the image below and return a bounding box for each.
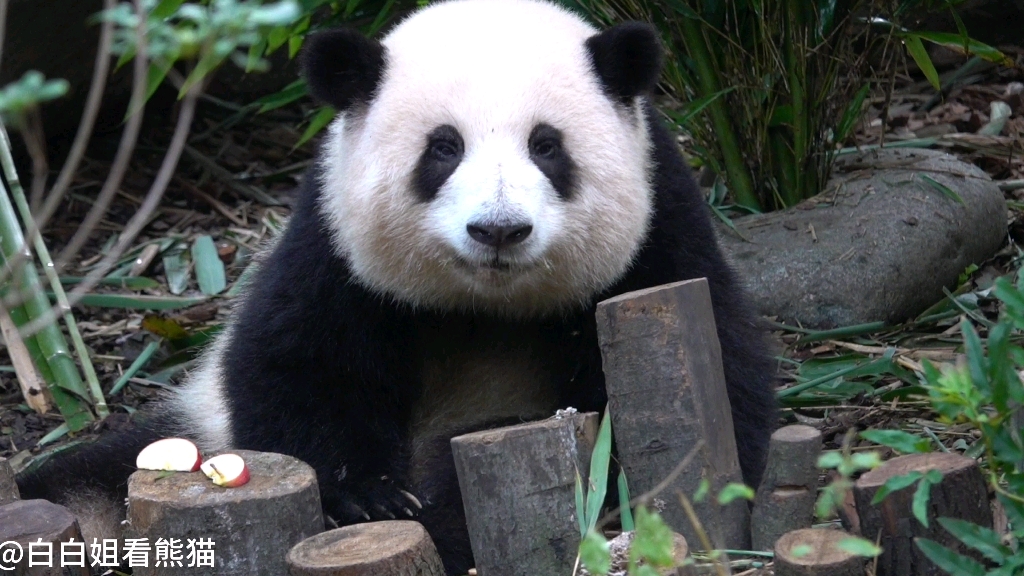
[328,475,423,523]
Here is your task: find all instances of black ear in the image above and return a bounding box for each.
[585,22,662,105]
[300,28,386,110]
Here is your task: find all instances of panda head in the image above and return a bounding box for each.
[302,0,663,317]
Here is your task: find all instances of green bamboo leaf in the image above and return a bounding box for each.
[911,31,1014,67]
[163,246,191,295]
[585,409,613,532]
[617,470,634,532]
[903,34,941,91]
[579,530,611,576]
[191,235,226,296]
[861,430,932,455]
[294,106,336,149]
[150,0,186,18]
[919,174,965,205]
[109,340,160,395]
[837,536,882,558]
[912,476,933,527]
[835,83,870,143]
[915,538,986,576]
[255,80,307,114]
[178,48,232,99]
[871,471,923,504]
[717,482,754,505]
[631,506,674,567]
[936,517,1012,563]
[59,276,160,290]
[50,292,209,310]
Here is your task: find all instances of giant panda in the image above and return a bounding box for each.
[17,0,778,573]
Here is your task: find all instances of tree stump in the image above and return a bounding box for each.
[286,521,444,576]
[125,450,323,575]
[0,457,19,505]
[595,278,749,550]
[750,425,822,550]
[451,411,600,576]
[853,452,992,576]
[773,528,865,576]
[0,499,89,575]
[579,531,693,576]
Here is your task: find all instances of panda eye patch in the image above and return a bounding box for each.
[528,123,576,200]
[414,124,464,202]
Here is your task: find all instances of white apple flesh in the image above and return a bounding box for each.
[201,454,250,487]
[136,438,202,472]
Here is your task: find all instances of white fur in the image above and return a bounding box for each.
[163,328,235,453]
[318,0,654,318]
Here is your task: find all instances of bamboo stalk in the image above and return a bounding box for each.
[678,11,760,212]
[782,0,807,207]
[0,301,49,413]
[0,127,93,432]
[0,124,108,417]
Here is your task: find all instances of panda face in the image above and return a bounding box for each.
[314,0,659,317]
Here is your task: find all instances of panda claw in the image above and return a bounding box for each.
[399,489,423,509]
[403,507,414,517]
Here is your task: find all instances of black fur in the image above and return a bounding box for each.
[529,123,577,199]
[300,28,386,110]
[585,22,663,105]
[17,20,776,576]
[414,124,465,202]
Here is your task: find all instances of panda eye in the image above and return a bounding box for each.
[431,140,460,160]
[531,139,560,158]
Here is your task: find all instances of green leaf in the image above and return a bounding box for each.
[903,34,941,91]
[255,80,307,114]
[693,478,710,503]
[617,470,634,532]
[919,175,965,205]
[59,276,160,290]
[834,83,870,143]
[191,235,227,296]
[914,538,986,576]
[717,482,755,505]
[872,471,923,504]
[911,31,1014,67]
[150,0,186,19]
[585,409,614,533]
[579,530,611,576]
[789,544,813,558]
[936,517,1012,563]
[49,292,209,310]
[912,476,933,527]
[861,430,932,454]
[631,506,674,568]
[837,536,882,558]
[817,451,844,469]
[294,106,336,149]
[163,247,190,295]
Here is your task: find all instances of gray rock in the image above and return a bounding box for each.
[718,148,1006,329]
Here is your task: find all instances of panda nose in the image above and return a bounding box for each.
[466,222,533,248]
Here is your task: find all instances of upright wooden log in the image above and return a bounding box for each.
[773,528,865,576]
[451,411,599,576]
[286,521,444,576]
[853,452,992,576]
[0,456,19,505]
[751,425,822,550]
[0,499,89,576]
[595,278,749,550]
[126,450,324,575]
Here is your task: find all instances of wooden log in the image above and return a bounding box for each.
[125,450,324,575]
[451,411,599,576]
[773,528,865,576]
[286,521,444,576]
[0,499,89,575]
[853,452,993,576]
[0,456,19,505]
[595,278,749,550]
[751,425,822,550]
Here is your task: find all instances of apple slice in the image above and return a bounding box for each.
[136,438,202,472]
[201,454,250,487]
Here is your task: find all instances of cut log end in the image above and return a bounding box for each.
[0,499,90,575]
[853,452,992,576]
[286,521,445,576]
[774,528,865,576]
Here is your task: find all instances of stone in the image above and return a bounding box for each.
[719,148,1006,329]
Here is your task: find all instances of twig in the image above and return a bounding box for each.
[55,0,149,271]
[19,82,204,338]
